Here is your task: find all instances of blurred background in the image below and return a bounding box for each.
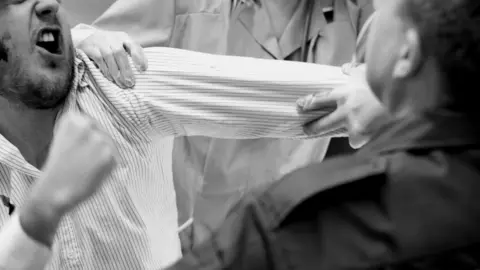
[63,0,114,25]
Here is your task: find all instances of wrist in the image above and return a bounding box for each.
[71,23,97,47]
[19,197,64,247]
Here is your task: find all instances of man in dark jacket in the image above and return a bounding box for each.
[167,0,480,269]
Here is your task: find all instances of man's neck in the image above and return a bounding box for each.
[0,98,58,168]
[389,63,450,119]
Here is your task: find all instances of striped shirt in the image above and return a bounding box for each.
[0,47,346,269]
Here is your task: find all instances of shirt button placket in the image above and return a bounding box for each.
[60,217,82,268]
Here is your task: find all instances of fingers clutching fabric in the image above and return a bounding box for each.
[298,65,391,148]
[77,29,148,89]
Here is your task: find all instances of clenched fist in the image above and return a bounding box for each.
[34,112,118,215]
[19,112,118,247]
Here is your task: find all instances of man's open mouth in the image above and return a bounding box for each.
[36,28,63,55]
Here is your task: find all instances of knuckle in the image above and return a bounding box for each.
[68,113,88,129]
[98,144,115,165]
[113,49,128,59]
[98,143,112,156]
[89,130,105,144]
[112,46,125,55]
[79,117,94,130]
[60,113,75,125]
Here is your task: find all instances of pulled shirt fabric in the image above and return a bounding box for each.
[0,47,347,270]
[70,1,374,246]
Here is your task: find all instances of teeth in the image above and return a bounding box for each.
[39,32,55,42]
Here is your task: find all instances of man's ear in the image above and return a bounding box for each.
[393,28,422,79]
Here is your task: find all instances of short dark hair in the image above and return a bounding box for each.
[402,0,480,112]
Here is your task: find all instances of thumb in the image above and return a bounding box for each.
[304,105,348,135]
[297,87,348,112]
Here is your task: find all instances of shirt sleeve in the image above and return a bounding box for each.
[0,214,51,270]
[81,47,348,139]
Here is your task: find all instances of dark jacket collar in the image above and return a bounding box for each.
[361,110,480,156]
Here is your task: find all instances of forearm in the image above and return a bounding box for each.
[71,24,96,47]
[0,212,53,270]
[0,198,60,269]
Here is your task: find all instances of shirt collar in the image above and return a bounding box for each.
[57,51,87,117]
[360,109,480,155]
[0,51,87,176]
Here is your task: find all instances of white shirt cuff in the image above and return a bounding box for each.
[0,213,51,270]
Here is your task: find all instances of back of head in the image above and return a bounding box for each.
[402,0,480,114]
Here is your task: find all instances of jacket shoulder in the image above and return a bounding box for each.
[258,154,388,229]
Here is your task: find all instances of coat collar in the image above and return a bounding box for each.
[234,0,361,59]
[361,110,480,156]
